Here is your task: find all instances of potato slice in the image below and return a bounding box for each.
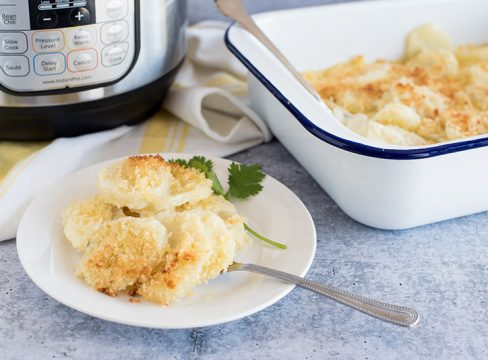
[405,23,452,59]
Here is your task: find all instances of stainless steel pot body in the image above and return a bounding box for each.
[0,0,187,139]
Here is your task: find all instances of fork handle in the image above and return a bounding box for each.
[215,0,322,101]
[238,263,419,327]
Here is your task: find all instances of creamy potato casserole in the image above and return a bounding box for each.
[304,24,488,146]
[62,155,250,305]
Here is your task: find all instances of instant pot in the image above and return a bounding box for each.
[0,0,187,140]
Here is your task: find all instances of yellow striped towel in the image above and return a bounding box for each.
[0,21,271,241]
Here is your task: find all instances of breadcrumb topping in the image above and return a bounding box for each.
[98,155,213,213]
[304,23,488,146]
[63,155,250,305]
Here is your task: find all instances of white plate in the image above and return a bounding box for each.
[17,153,316,329]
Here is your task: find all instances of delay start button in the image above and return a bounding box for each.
[34,53,66,76]
[33,31,64,53]
[68,49,98,72]
[0,33,28,54]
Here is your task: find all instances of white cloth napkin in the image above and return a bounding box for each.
[0,21,271,242]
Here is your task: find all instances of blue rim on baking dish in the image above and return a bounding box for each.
[224,24,488,161]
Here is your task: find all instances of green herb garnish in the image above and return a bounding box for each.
[172,156,225,195]
[170,156,287,250]
[225,163,265,201]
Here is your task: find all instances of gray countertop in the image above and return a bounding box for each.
[2,1,488,359]
[3,140,488,359]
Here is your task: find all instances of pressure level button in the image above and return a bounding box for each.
[33,31,64,53]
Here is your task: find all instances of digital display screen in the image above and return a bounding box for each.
[38,1,88,11]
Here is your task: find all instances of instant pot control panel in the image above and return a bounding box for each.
[0,0,137,93]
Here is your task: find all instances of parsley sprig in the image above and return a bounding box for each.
[171,157,224,195]
[170,156,287,250]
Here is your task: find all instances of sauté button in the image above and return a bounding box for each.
[70,7,91,26]
[101,20,129,44]
[68,49,97,72]
[0,33,28,54]
[0,55,29,77]
[34,53,66,76]
[33,31,64,53]
[37,11,59,29]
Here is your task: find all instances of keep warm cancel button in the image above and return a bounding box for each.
[68,49,97,72]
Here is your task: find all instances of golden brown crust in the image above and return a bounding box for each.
[77,217,169,296]
[304,26,488,144]
[66,156,251,306]
[98,155,213,213]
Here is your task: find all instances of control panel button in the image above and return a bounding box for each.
[0,33,27,54]
[34,53,66,76]
[0,10,18,29]
[33,31,64,53]
[101,20,129,44]
[68,27,96,49]
[0,56,29,77]
[0,3,30,31]
[106,0,127,19]
[70,7,91,26]
[36,11,59,29]
[102,42,129,67]
[68,49,98,72]
[30,1,97,30]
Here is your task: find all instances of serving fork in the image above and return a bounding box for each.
[227,262,419,327]
[214,0,323,102]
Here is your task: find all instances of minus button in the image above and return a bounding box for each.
[36,11,58,28]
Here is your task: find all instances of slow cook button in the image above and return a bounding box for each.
[0,55,29,77]
[102,42,129,67]
[68,27,96,49]
[106,0,127,19]
[0,32,28,54]
[101,20,128,44]
[68,49,97,72]
[33,31,64,53]
[34,53,66,75]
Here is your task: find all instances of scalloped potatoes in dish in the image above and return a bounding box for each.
[304,23,488,146]
[62,155,250,305]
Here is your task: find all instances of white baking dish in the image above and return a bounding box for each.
[226,0,488,229]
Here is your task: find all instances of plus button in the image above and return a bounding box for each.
[70,7,91,25]
[75,12,84,21]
